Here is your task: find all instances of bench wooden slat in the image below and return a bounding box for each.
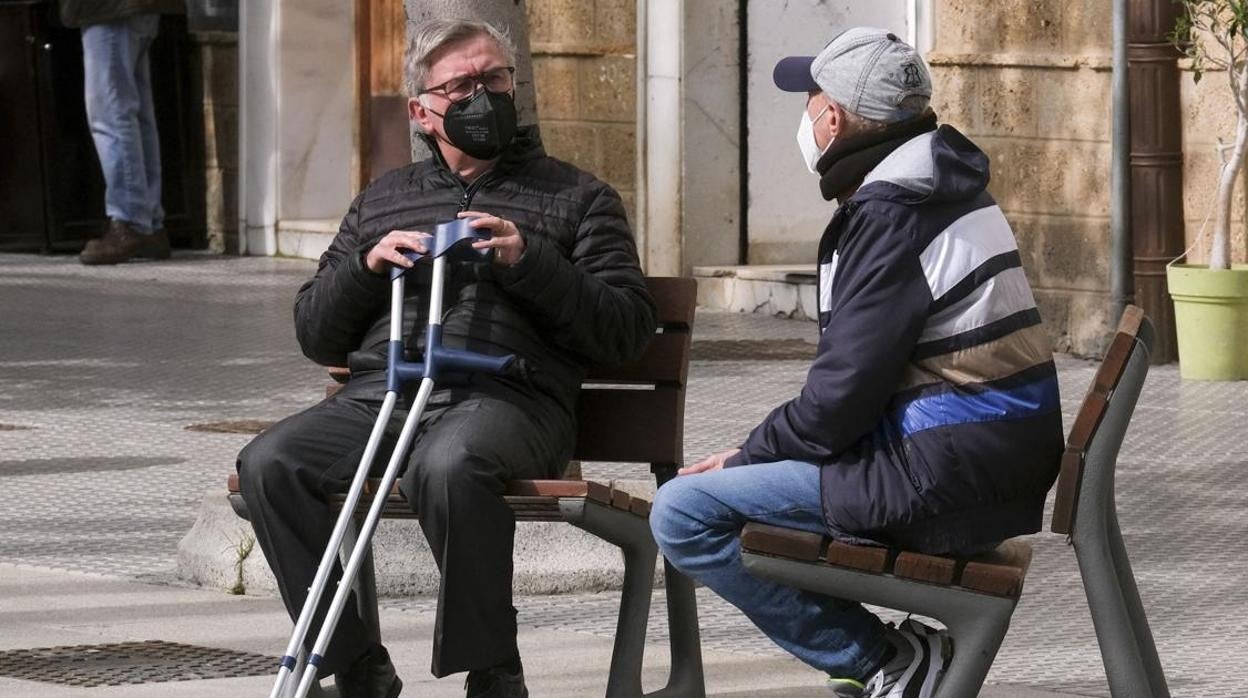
[642,277,697,328]
[505,479,612,503]
[586,332,691,386]
[959,540,1033,597]
[893,552,958,586]
[1051,305,1144,536]
[1050,448,1086,536]
[610,487,632,511]
[740,523,824,562]
[231,475,632,512]
[823,540,890,573]
[629,498,651,517]
[573,387,681,465]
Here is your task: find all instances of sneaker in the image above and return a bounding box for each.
[79,220,171,265]
[464,659,528,697]
[333,644,402,698]
[827,619,950,697]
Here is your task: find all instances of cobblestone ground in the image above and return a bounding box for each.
[1,253,1245,696]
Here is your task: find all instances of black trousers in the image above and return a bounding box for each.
[237,374,571,677]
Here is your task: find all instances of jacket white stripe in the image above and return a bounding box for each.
[920,266,1037,343]
[919,205,1017,302]
[819,253,840,315]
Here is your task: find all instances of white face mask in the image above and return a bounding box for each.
[796,104,833,174]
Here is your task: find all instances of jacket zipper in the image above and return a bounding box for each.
[456,172,497,212]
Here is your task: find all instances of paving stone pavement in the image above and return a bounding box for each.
[2,253,1246,696]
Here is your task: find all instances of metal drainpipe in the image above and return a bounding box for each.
[1111,0,1133,328]
[635,0,648,272]
[1127,0,1185,362]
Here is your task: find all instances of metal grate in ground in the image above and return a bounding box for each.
[0,640,275,688]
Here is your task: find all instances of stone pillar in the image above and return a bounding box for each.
[239,0,356,257]
[1128,0,1185,362]
[191,31,239,254]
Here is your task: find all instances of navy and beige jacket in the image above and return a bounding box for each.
[728,125,1064,554]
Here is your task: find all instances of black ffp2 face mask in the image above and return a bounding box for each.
[437,89,517,160]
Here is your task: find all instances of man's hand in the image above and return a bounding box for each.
[459,211,526,266]
[366,230,431,275]
[678,448,741,476]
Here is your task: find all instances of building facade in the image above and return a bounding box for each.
[230,0,1244,356]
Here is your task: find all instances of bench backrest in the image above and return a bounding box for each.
[572,277,696,476]
[1051,305,1155,536]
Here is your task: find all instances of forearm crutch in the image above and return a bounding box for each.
[270,219,514,698]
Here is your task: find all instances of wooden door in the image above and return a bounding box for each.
[0,2,48,251]
[357,0,410,188]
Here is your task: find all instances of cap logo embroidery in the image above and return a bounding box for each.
[902,63,922,88]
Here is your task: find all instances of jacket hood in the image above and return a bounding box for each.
[855,124,990,205]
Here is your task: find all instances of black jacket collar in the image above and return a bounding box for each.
[419,124,547,180]
[816,111,938,201]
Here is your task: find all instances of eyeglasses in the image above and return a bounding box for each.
[420,66,516,102]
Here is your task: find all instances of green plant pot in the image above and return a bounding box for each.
[1167,264,1248,380]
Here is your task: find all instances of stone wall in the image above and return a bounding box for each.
[1180,62,1248,266]
[526,0,637,221]
[928,1,1115,355]
[190,32,239,254]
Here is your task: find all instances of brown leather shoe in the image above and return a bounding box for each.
[79,220,170,265]
[138,228,172,259]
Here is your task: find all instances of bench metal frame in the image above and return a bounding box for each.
[741,306,1170,698]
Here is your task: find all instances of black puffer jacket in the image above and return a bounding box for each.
[294,126,657,419]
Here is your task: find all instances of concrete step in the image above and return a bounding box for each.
[693,264,817,320]
[175,478,662,597]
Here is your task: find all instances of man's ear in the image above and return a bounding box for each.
[408,96,433,133]
[826,100,847,141]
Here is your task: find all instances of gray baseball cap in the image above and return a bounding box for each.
[773,27,932,122]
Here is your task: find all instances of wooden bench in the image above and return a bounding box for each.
[740,305,1170,697]
[228,277,706,698]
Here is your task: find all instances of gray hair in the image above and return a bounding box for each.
[404,18,517,100]
[835,94,930,137]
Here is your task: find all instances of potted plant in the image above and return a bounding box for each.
[1168,0,1248,380]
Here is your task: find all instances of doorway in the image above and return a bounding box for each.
[743,0,909,264]
[355,0,410,189]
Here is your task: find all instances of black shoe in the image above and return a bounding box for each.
[464,659,528,698]
[334,644,402,698]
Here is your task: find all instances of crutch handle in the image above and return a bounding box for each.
[388,250,426,281]
[429,218,494,262]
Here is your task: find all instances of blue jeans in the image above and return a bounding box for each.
[650,460,888,678]
[81,15,164,232]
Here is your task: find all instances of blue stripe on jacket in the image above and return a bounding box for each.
[893,373,1061,438]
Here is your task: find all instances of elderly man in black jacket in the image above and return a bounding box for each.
[236,17,656,698]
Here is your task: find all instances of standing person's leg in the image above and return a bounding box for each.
[399,394,569,681]
[236,390,396,680]
[81,18,150,230]
[130,15,168,246]
[79,15,169,264]
[649,460,890,680]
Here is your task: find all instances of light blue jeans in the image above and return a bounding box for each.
[650,460,888,679]
[81,15,164,233]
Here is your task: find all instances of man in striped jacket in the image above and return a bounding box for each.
[650,27,1064,698]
